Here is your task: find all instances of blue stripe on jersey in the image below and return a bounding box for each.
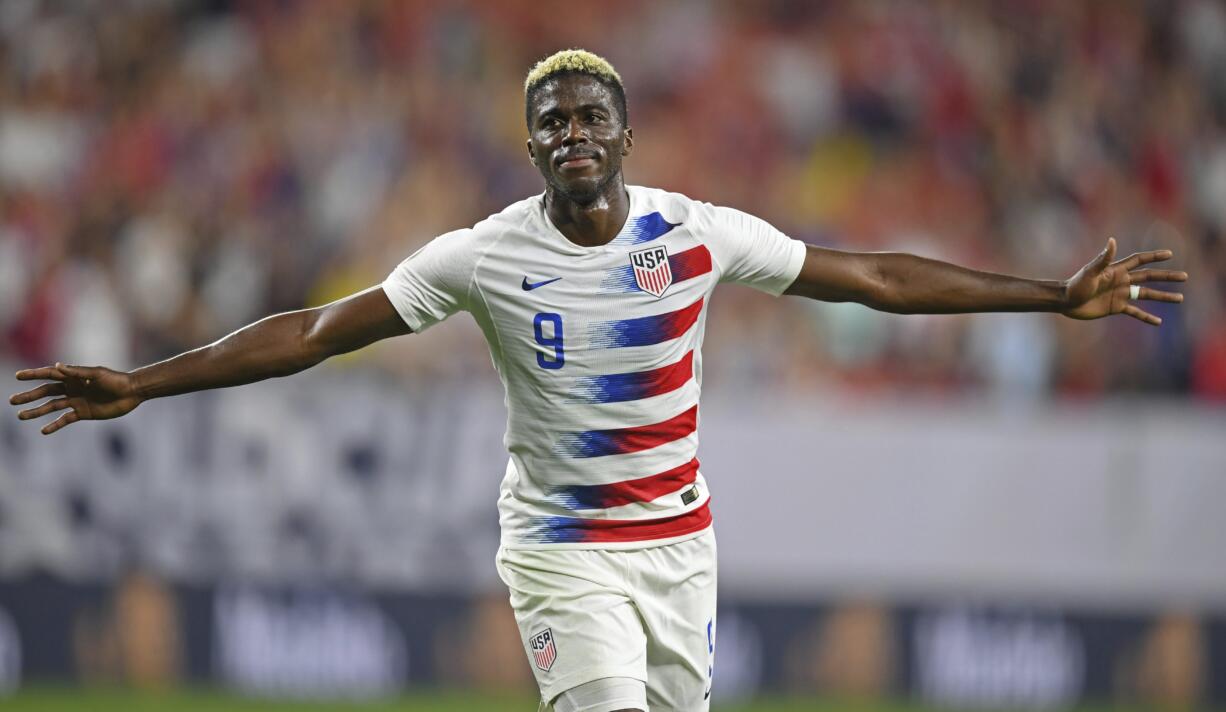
[548,457,700,510]
[554,406,698,458]
[599,264,639,292]
[525,502,713,544]
[555,430,623,459]
[611,212,680,246]
[568,351,694,404]
[587,298,703,349]
[569,371,647,403]
[527,516,588,544]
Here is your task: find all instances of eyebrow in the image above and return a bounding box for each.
[537,103,612,121]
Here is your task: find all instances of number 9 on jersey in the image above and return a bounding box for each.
[533,313,565,370]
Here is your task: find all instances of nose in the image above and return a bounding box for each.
[561,116,587,145]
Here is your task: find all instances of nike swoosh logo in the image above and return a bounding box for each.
[522,276,563,291]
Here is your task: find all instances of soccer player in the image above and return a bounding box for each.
[9,50,1186,712]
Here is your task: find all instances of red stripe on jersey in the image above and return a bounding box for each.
[639,350,695,400]
[565,500,713,544]
[656,299,703,343]
[620,403,697,453]
[587,297,704,349]
[554,457,701,510]
[567,350,695,404]
[670,245,713,282]
[556,404,699,458]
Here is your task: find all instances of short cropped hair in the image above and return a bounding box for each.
[524,49,628,128]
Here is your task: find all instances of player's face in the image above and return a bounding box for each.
[526,75,633,204]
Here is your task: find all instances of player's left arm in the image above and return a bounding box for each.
[783,238,1186,325]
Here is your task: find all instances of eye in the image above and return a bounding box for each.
[586,113,605,123]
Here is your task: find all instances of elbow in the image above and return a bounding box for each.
[861,261,911,313]
[297,309,334,368]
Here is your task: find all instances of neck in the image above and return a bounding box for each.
[544,177,630,247]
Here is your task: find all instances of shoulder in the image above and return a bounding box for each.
[629,185,732,231]
[427,194,542,253]
[630,185,707,218]
[472,193,542,236]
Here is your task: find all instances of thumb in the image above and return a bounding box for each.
[1095,237,1116,270]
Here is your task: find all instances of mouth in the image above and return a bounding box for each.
[555,151,600,171]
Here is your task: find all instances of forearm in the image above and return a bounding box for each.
[130,309,328,400]
[866,253,1068,314]
[128,287,410,400]
[786,245,1071,314]
[9,288,409,435]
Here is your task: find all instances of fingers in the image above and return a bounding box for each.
[15,365,67,382]
[9,382,67,406]
[11,364,99,433]
[1128,269,1188,283]
[58,364,97,380]
[17,397,74,422]
[1135,286,1184,303]
[1117,249,1175,270]
[1123,304,1162,326]
[42,409,80,435]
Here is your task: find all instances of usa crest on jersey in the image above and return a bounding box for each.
[530,627,557,671]
[630,245,672,297]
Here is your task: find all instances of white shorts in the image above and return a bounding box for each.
[496,529,717,712]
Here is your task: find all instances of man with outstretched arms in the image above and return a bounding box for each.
[10,50,1186,712]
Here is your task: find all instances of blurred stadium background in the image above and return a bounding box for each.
[1,0,1225,710]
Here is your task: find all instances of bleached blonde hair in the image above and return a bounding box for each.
[524,49,627,126]
[524,49,622,92]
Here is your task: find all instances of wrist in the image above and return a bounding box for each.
[1057,279,1074,313]
[127,368,153,402]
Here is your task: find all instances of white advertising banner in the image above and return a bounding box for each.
[2,372,1224,609]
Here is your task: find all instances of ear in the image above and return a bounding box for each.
[526,138,537,165]
[622,127,634,157]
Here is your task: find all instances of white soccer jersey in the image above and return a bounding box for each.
[382,185,806,550]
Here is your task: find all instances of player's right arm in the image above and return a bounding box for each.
[9,286,411,435]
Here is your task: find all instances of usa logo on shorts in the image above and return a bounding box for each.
[529,628,557,672]
[630,245,672,298]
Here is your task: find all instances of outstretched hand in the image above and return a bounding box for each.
[1063,238,1186,325]
[9,364,143,435]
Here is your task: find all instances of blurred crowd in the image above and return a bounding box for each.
[2,0,1225,399]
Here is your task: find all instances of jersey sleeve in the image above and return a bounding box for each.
[702,205,807,296]
[381,228,478,332]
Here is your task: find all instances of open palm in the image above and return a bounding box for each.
[1063,238,1186,325]
[9,364,143,435]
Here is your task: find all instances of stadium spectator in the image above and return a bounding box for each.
[0,0,1220,394]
